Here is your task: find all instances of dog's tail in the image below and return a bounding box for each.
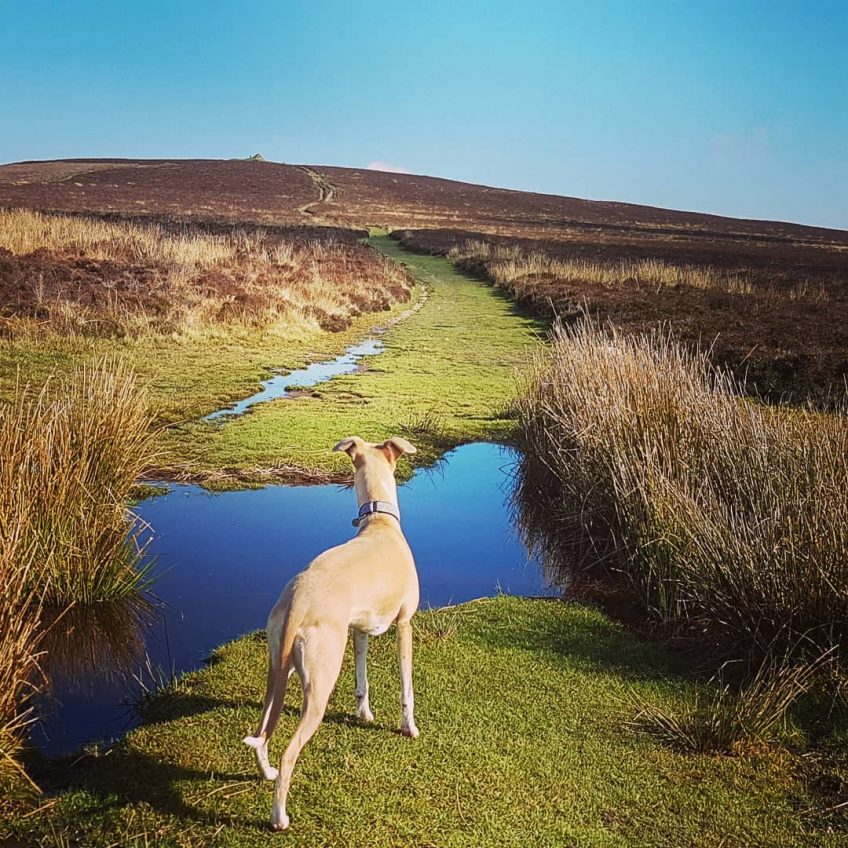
[243,607,298,751]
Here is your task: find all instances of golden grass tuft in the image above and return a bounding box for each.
[0,361,158,785]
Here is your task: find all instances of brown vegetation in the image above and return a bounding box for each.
[0,159,317,224]
[399,229,848,406]
[4,158,848,247]
[0,209,412,338]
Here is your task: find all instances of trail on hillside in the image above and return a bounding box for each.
[298,167,338,217]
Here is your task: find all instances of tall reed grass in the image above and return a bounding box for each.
[0,361,157,783]
[515,322,848,666]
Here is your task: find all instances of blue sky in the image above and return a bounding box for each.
[1,1,846,228]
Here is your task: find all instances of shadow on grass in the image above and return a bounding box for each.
[26,689,395,832]
[466,597,687,682]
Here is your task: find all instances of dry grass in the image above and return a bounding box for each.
[0,551,43,793]
[0,360,158,604]
[515,321,848,666]
[0,209,412,338]
[449,238,754,295]
[0,361,158,785]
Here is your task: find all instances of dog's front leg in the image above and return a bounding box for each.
[353,629,374,722]
[396,619,419,738]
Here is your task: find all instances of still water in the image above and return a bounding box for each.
[205,337,384,420]
[35,442,550,756]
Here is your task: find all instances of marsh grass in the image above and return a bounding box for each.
[515,322,848,669]
[0,360,159,783]
[0,209,412,339]
[0,360,159,604]
[450,239,755,295]
[0,556,43,793]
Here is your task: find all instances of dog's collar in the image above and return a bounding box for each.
[353,500,401,527]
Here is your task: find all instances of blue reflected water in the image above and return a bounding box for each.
[205,337,383,420]
[34,442,550,756]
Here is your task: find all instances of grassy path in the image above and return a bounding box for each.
[10,598,827,847]
[163,236,546,482]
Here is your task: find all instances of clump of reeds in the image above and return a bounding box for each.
[0,209,412,339]
[0,360,157,785]
[0,552,43,792]
[449,239,753,295]
[515,321,848,665]
[0,360,158,605]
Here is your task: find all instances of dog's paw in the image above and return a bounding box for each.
[271,808,290,831]
[243,735,263,749]
[400,723,420,738]
[357,707,375,723]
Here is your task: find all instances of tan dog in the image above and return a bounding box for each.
[243,436,420,831]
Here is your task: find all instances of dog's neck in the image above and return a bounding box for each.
[353,462,399,526]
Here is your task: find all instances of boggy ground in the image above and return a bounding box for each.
[0,221,416,434]
[8,597,838,848]
[162,236,546,483]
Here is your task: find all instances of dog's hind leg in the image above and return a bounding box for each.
[244,613,291,781]
[271,626,345,831]
[353,629,374,722]
[396,617,420,738]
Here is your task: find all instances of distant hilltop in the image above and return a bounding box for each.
[0,157,846,243]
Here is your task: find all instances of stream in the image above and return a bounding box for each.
[205,337,384,420]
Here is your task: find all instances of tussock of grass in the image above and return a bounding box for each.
[0,554,43,796]
[515,321,848,668]
[0,360,158,790]
[0,360,158,604]
[0,209,412,339]
[631,657,825,754]
[2,598,825,847]
[450,238,754,296]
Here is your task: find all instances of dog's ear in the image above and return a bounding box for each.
[332,436,364,461]
[379,436,417,463]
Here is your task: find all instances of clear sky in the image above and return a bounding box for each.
[1,1,846,229]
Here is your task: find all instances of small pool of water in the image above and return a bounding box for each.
[205,337,384,420]
[34,443,551,756]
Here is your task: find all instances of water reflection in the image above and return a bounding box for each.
[34,442,551,755]
[39,598,154,689]
[205,338,383,420]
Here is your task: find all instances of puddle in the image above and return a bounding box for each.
[205,337,384,420]
[34,442,552,756]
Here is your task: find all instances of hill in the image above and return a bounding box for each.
[1,157,846,247]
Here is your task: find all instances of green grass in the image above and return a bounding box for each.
[163,236,546,481]
[9,597,835,847]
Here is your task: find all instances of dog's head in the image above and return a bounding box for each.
[332,436,417,471]
[333,436,417,508]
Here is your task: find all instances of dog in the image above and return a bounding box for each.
[243,436,420,831]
